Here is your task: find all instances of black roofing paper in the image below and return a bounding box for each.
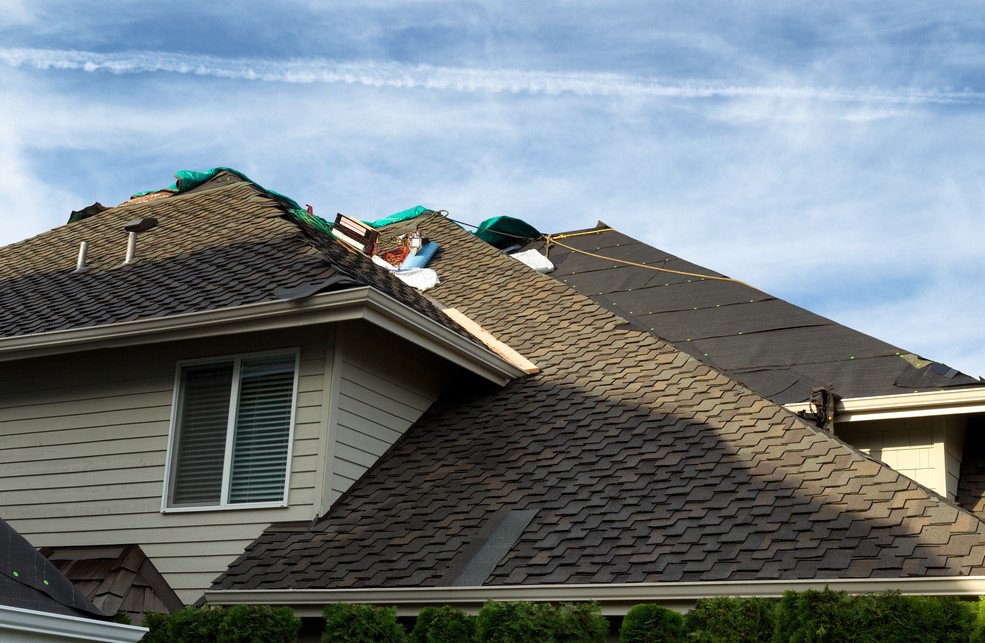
[534,227,983,402]
[0,517,104,618]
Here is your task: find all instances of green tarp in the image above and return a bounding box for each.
[134,168,541,249]
[474,216,541,249]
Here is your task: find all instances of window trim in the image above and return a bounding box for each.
[161,348,300,513]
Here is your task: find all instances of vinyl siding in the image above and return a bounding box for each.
[838,415,966,500]
[326,321,450,505]
[0,327,330,605]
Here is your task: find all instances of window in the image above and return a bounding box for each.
[164,351,299,510]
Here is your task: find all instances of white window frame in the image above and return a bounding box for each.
[161,348,300,513]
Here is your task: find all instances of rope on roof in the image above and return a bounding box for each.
[543,237,754,288]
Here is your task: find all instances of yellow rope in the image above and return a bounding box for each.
[376,214,752,289]
[546,238,753,288]
[550,227,614,241]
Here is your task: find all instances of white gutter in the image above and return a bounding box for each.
[205,576,985,617]
[0,605,146,642]
[785,387,985,422]
[0,287,525,386]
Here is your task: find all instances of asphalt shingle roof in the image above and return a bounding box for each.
[0,172,464,341]
[213,215,985,591]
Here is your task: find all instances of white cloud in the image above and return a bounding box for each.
[3,47,985,106]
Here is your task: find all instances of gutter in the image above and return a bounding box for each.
[785,387,985,422]
[0,287,525,386]
[204,576,985,617]
[0,605,146,642]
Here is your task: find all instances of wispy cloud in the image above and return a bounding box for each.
[2,47,984,106]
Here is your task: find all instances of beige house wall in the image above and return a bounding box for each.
[837,414,966,500]
[325,321,450,509]
[0,322,455,604]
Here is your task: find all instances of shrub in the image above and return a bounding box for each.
[619,603,685,642]
[112,611,133,625]
[322,603,406,643]
[772,589,973,643]
[409,605,475,643]
[903,595,973,643]
[773,588,861,643]
[553,602,609,642]
[218,604,301,642]
[475,600,551,642]
[140,605,301,643]
[972,596,985,643]
[140,606,224,642]
[472,600,609,642]
[684,596,775,642]
[409,607,440,643]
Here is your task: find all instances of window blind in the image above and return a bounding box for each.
[228,355,295,504]
[171,362,234,506]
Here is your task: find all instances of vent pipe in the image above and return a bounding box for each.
[75,241,89,272]
[123,217,158,264]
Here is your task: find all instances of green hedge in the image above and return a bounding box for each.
[141,605,299,642]
[410,605,475,643]
[322,603,406,642]
[474,600,608,642]
[685,596,775,642]
[140,591,983,642]
[619,603,685,642]
[772,589,973,643]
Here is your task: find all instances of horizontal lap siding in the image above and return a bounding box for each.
[330,322,449,502]
[0,328,330,604]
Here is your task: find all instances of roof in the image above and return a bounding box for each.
[0,171,466,344]
[211,214,985,595]
[41,545,184,626]
[0,517,105,619]
[525,224,981,405]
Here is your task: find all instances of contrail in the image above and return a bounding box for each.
[2,47,983,106]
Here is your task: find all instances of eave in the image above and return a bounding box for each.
[204,576,985,616]
[0,605,146,643]
[0,287,525,386]
[785,387,985,422]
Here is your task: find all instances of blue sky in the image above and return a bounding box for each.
[1,2,984,378]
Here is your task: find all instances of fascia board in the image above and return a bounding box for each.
[785,387,985,422]
[0,287,524,385]
[0,605,147,642]
[205,576,985,617]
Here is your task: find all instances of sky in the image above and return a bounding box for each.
[1,2,983,378]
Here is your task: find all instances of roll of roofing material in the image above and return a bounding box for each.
[401,242,439,269]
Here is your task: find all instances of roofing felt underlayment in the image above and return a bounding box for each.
[526,224,981,404]
[0,516,105,619]
[213,214,985,592]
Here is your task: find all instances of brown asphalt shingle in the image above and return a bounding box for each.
[0,173,465,341]
[213,215,985,591]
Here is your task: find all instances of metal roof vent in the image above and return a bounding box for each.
[74,241,89,272]
[123,217,158,264]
